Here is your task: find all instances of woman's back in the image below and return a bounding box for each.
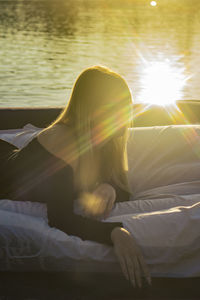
[37,123,102,192]
[4,133,73,202]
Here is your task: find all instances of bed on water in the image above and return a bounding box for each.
[0,100,200,299]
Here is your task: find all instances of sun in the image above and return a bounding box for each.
[150,1,157,6]
[138,60,189,106]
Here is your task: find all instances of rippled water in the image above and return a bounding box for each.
[0,0,200,107]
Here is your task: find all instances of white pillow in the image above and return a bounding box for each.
[0,123,43,149]
[127,125,200,198]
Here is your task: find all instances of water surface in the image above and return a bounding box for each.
[0,0,200,107]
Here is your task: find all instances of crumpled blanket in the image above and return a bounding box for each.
[0,190,199,277]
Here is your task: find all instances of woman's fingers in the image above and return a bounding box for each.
[111,228,151,289]
[103,198,115,219]
[91,191,111,219]
[96,197,108,217]
[138,252,152,285]
[126,255,147,288]
[125,255,136,288]
[133,257,142,288]
[115,249,148,289]
[99,196,115,219]
[89,183,116,219]
[83,183,116,220]
[89,196,109,219]
[116,250,129,281]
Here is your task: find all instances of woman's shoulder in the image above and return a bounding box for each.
[37,123,79,172]
[37,123,70,140]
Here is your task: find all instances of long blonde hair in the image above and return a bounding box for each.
[47,65,134,195]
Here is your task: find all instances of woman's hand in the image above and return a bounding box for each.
[78,183,116,220]
[111,227,152,289]
[92,183,116,219]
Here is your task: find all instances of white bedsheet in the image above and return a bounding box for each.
[0,124,200,277]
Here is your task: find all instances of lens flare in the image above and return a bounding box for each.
[91,102,132,147]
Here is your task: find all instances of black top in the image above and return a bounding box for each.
[3,136,131,246]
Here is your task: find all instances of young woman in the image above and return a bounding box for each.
[1,65,151,288]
